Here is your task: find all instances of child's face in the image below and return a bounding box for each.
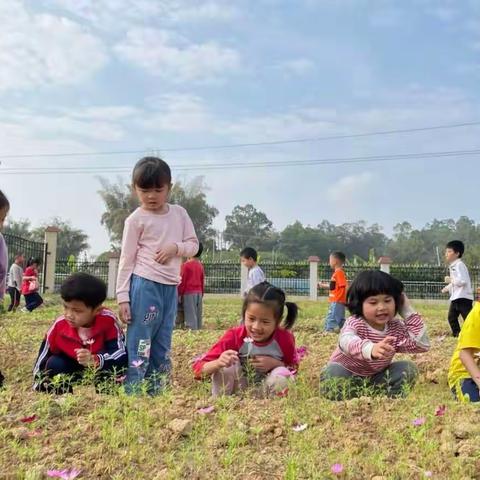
[244,302,277,342]
[16,255,25,265]
[241,256,255,269]
[445,248,459,264]
[329,255,340,268]
[135,184,171,212]
[63,300,99,329]
[0,206,9,231]
[362,294,396,331]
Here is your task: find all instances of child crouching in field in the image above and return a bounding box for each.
[448,302,480,402]
[193,282,298,397]
[320,270,430,400]
[33,273,127,394]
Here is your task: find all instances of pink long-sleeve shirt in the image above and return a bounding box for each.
[116,205,199,303]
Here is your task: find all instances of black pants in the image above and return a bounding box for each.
[7,287,21,312]
[35,354,124,394]
[448,298,473,337]
[24,292,43,312]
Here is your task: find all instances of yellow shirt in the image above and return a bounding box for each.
[448,302,480,389]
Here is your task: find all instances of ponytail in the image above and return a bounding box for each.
[283,301,298,330]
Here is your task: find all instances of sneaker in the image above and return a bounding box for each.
[20,307,29,313]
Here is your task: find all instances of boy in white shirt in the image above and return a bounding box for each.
[7,253,24,312]
[442,240,473,337]
[240,247,265,297]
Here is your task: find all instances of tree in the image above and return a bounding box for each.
[3,219,33,238]
[97,175,218,249]
[224,204,275,250]
[31,218,89,259]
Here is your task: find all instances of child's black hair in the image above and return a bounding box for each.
[240,246,258,262]
[60,272,107,309]
[27,257,41,267]
[446,240,464,258]
[132,156,171,189]
[330,251,346,263]
[194,242,203,258]
[347,270,404,317]
[0,190,10,211]
[242,281,298,329]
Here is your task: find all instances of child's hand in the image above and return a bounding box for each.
[398,293,416,319]
[216,350,239,369]
[119,302,131,324]
[318,282,328,289]
[155,244,178,264]
[249,355,284,373]
[441,286,450,294]
[444,276,451,284]
[75,348,96,367]
[371,336,396,359]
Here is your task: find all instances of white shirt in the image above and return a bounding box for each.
[246,265,265,294]
[447,259,473,301]
[8,263,23,289]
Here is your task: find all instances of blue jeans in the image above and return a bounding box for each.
[125,275,177,395]
[452,378,480,402]
[324,302,345,331]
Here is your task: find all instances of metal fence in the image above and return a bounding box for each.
[3,233,47,291]
[204,261,240,294]
[55,259,109,292]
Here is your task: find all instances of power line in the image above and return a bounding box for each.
[0,120,479,159]
[1,147,480,176]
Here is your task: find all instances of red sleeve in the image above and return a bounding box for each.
[192,326,244,378]
[274,329,297,369]
[201,263,205,295]
[178,262,188,296]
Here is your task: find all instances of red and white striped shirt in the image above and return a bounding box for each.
[329,313,430,377]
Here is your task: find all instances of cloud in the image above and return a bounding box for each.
[114,28,240,82]
[326,172,376,205]
[276,58,315,76]
[0,1,107,92]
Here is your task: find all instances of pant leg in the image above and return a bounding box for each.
[457,298,473,322]
[145,282,177,395]
[196,294,203,330]
[211,363,246,397]
[324,303,338,332]
[370,360,418,398]
[458,378,480,402]
[333,303,346,330]
[25,292,43,312]
[447,301,461,337]
[320,362,369,400]
[183,294,198,330]
[36,354,84,393]
[7,287,19,312]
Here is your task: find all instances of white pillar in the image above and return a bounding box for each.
[240,263,248,297]
[378,256,392,274]
[44,227,60,294]
[107,253,120,299]
[308,256,320,301]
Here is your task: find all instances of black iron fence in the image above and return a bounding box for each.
[204,261,240,294]
[55,259,109,292]
[3,233,47,291]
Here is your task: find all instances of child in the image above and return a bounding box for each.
[193,282,298,397]
[21,257,44,312]
[320,270,430,400]
[441,240,473,337]
[0,190,10,387]
[117,156,198,395]
[178,242,204,330]
[319,251,347,332]
[448,302,480,402]
[7,253,24,312]
[33,272,127,394]
[240,247,265,297]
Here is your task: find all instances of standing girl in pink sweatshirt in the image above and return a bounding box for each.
[117,157,199,394]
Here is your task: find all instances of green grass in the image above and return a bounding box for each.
[0,296,479,479]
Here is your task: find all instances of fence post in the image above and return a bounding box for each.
[107,252,120,299]
[378,256,392,274]
[308,256,320,301]
[44,226,60,293]
[240,262,248,297]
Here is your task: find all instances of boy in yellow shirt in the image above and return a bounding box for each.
[448,299,480,402]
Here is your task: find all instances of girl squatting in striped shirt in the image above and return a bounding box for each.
[320,270,430,400]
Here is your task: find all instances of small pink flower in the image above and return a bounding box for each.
[424,472,433,478]
[331,463,344,474]
[115,375,127,383]
[47,469,81,480]
[83,339,94,346]
[412,417,426,427]
[131,359,144,368]
[149,306,156,312]
[295,346,308,362]
[243,337,253,344]
[292,423,308,432]
[20,415,37,423]
[434,405,446,417]
[197,406,215,414]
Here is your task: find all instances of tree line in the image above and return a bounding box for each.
[4,176,480,265]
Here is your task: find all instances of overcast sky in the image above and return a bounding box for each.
[1,0,480,255]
